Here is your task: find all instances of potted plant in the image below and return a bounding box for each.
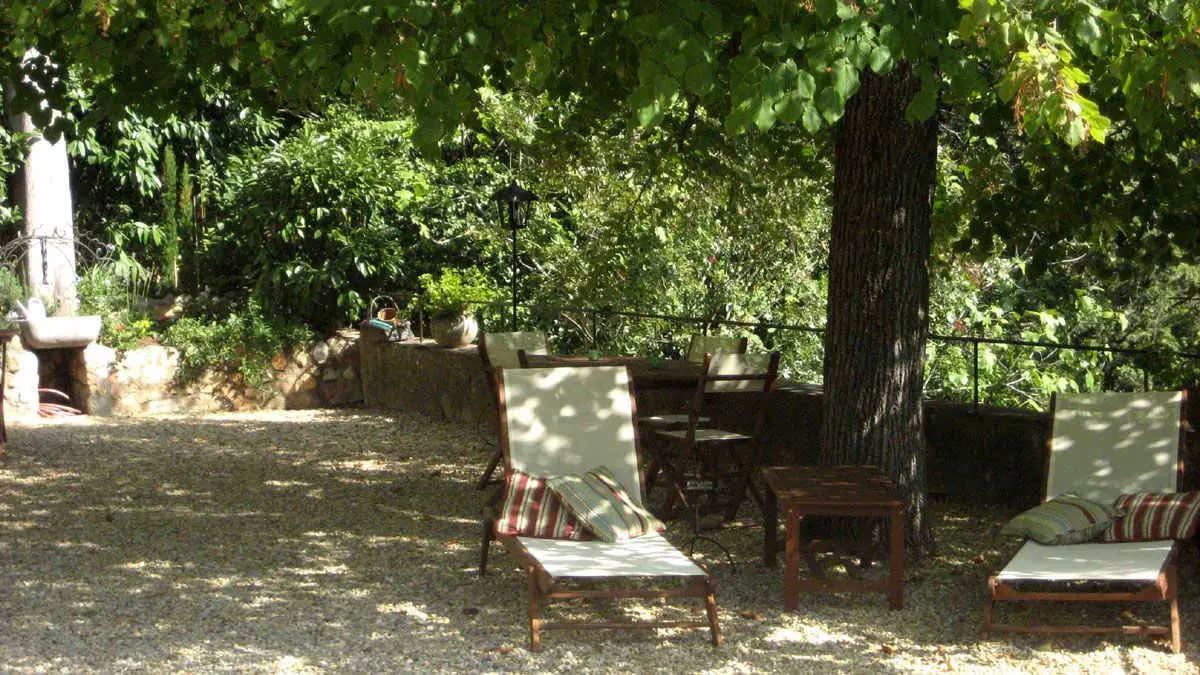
[416,267,499,347]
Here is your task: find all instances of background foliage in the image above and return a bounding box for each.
[0,1,1197,406]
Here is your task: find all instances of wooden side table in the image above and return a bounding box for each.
[763,465,905,611]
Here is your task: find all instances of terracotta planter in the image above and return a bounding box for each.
[431,315,479,348]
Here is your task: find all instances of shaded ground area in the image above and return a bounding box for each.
[0,409,1197,673]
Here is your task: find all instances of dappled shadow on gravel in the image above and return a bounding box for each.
[1,409,1198,673]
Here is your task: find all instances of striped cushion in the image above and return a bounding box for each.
[1000,495,1119,545]
[495,470,592,540]
[1099,492,1200,542]
[546,466,665,543]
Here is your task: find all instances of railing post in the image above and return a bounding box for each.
[972,337,980,411]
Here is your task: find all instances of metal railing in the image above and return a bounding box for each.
[380,294,1200,410]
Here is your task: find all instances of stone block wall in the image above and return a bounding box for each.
[358,327,697,434]
[359,328,496,432]
[3,329,362,417]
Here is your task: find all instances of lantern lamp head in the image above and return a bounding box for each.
[492,182,539,230]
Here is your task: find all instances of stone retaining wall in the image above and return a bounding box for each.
[3,329,363,417]
[359,329,495,430]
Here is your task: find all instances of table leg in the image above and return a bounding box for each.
[764,487,778,567]
[784,508,800,611]
[888,504,904,610]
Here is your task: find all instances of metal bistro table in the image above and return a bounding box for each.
[763,464,905,611]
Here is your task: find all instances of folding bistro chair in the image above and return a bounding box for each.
[493,365,721,651]
[652,352,780,527]
[477,331,550,490]
[637,337,746,500]
[984,391,1189,653]
[684,334,748,364]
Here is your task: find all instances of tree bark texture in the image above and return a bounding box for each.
[822,63,938,556]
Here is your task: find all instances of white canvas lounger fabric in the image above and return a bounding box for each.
[997,541,1176,583]
[517,532,709,578]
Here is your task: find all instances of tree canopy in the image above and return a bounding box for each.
[5,2,1195,147]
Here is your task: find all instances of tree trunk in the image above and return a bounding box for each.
[821,62,938,557]
[6,49,77,316]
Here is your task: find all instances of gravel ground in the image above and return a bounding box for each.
[1,408,1198,674]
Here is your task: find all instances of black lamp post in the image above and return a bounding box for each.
[492,182,539,331]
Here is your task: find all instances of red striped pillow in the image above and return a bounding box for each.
[1099,492,1200,542]
[494,469,593,540]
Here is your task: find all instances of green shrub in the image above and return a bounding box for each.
[102,313,157,352]
[161,299,313,390]
[209,108,508,333]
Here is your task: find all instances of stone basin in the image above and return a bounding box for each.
[21,315,102,349]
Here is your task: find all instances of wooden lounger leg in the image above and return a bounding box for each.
[703,579,723,647]
[527,568,544,652]
[1168,565,1181,654]
[479,517,493,577]
[477,447,503,490]
[983,577,998,638]
[1170,596,1181,654]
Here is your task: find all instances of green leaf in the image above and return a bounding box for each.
[1075,15,1102,48]
[905,82,938,122]
[775,92,804,124]
[814,0,838,21]
[637,100,663,127]
[844,39,873,69]
[754,98,777,130]
[817,87,845,123]
[868,45,894,74]
[637,56,661,84]
[653,73,679,99]
[683,62,715,95]
[664,51,688,78]
[801,103,823,133]
[833,60,860,100]
[1065,117,1087,147]
[969,0,990,22]
[629,84,653,111]
[796,70,816,99]
[724,100,754,134]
